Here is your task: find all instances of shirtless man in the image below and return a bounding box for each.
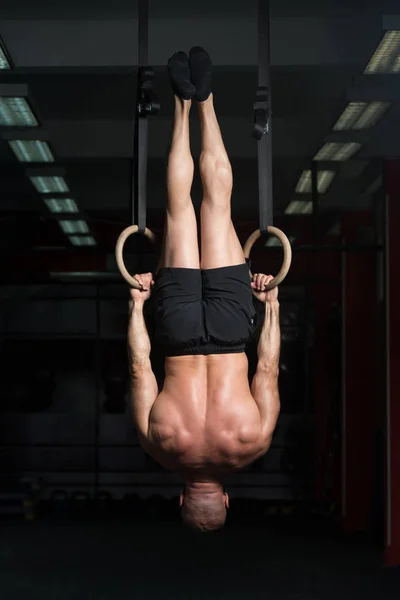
[128,48,280,531]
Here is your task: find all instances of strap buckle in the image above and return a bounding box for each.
[252,86,270,140]
[137,67,160,116]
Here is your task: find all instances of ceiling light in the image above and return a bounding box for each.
[364,30,400,74]
[333,101,390,131]
[69,236,96,246]
[295,170,335,194]
[0,44,11,70]
[0,97,38,126]
[266,235,296,247]
[59,220,89,234]
[317,170,335,193]
[44,198,79,214]
[285,201,313,215]
[9,140,54,163]
[392,54,400,73]
[30,176,69,193]
[314,142,361,161]
[333,102,365,130]
[352,102,391,129]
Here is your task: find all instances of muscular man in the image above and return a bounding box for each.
[128,48,280,531]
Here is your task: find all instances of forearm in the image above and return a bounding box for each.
[257,300,280,374]
[127,300,152,369]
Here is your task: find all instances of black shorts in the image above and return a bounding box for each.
[153,263,256,356]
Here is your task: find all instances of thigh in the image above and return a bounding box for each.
[158,205,200,271]
[200,200,245,269]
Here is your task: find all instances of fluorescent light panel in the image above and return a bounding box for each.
[59,220,89,234]
[314,142,361,161]
[295,170,335,194]
[30,176,69,194]
[392,54,400,73]
[333,101,390,131]
[364,30,400,74]
[44,198,79,214]
[69,236,96,246]
[353,102,391,129]
[0,45,10,70]
[285,201,313,215]
[0,97,38,126]
[9,140,54,163]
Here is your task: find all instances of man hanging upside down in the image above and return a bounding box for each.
[128,48,280,531]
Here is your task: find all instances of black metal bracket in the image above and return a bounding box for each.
[137,67,160,117]
[252,86,271,141]
[133,67,160,235]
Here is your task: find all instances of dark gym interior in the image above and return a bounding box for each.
[1,0,400,598]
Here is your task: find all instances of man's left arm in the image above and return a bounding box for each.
[127,274,158,442]
[250,274,281,439]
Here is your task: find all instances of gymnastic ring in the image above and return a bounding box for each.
[115,225,157,289]
[243,226,292,290]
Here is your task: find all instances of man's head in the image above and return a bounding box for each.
[180,480,229,532]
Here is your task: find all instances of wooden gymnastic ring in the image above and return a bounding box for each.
[115,225,157,289]
[243,226,292,290]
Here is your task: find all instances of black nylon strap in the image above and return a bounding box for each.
[138,0,148,66]
[132,0,150,234]
[254,0,273,233]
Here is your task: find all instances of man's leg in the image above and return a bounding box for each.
[158,97,200,270]
[198,94,245,269]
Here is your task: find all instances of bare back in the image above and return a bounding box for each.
[145,353,271,476]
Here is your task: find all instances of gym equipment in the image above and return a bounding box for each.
[243,0,292,290]
[115,0,159,289]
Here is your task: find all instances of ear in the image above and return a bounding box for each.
[179,492,184,508]
[224,492,229,509]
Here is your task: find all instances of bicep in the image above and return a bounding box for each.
[130,362,159,438]
[251,367,280,438]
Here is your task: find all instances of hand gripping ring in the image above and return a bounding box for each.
[115,225,157,289]
[243,226,292,290]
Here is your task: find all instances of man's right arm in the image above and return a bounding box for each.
[128,298,158,440]
[251,298,281,439]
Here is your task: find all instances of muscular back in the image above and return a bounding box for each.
[145,353,270,476]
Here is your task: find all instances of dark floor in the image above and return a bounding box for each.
[0,517,399,600]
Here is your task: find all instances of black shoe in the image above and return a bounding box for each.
[167,51,196,100]
[189,46,212,102]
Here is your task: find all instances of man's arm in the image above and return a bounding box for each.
[128,282,158,440]
[250,274,281,439]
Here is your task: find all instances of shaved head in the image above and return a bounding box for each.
[180,482,228,532]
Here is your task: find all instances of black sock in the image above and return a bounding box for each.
[167,51,195,100]
[189,46,212,102]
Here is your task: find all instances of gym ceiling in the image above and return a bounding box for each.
[0,0,399,256]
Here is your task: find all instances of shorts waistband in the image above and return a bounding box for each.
[162,336,248,357]
[164,344,247,357]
